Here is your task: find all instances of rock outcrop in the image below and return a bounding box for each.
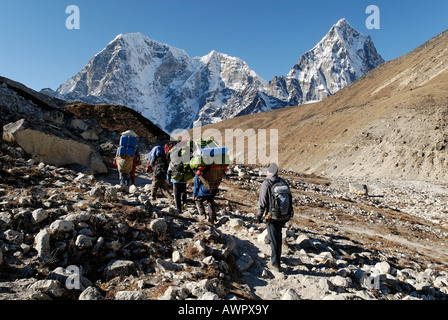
[3,119,107,174]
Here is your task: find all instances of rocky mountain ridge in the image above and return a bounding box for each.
[1,76,169,176]
[49,19,384,133]
[264,18,384,105]
[199,27,448,182]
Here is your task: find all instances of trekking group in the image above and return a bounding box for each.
[114,130,294,272]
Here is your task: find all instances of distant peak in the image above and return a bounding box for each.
[326,18,367,44]
[110,32,155,45]
[335,18,350,28]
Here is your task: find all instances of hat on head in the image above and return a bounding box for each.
[267,163,278,175]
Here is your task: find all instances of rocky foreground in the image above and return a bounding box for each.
[1,142,448,301]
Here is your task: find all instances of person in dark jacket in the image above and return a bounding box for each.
[256,163,293,272]
[193,172,218,224]
[146,154,173,204]
[167,161,194,214]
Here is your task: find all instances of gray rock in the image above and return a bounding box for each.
[31,208,48,224]
[49,219,74,233]
[282,288,301,300]
[229,218,244,228]
[0,212,12,227]
[28,280,63,299]
[104,260,136,278]
[2,118,107,174]
[2,229,23,245]
[155,258,183,272]
[375,261,391,274]
[34,228,51,260]
[75,234,93,248]
[199,291,219,300]
[330,275,352,289]
[65,212,90,223]
[236,253,253,272]
[296,234,313,249]
[115,290,146,300]
[172,250,184,263]
[349,183,368,196]
[47,266,92,291]
[149,218,168,233]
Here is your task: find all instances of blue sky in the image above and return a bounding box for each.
[0,0,447,91]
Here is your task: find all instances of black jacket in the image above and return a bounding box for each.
[257,173,293,222]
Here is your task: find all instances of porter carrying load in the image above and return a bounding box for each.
[190,138,230,192]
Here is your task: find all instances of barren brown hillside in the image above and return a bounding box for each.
[63,103,170,144]
[196,29,448,181]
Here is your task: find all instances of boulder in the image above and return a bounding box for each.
[282,288,301,300]
[79,286,104,300]
[3,119,107,174]
[31,208,48,224]
[28,280,63,299]
[115,291,146,300]
[150,218,168,233]
[49,219,75,233]
[375,261,391,274]
[34,228,51,260]
[103,260,136,278]
[349,183,368,196]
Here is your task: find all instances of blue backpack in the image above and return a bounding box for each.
[147,146,165,166]
[117,133,137,157]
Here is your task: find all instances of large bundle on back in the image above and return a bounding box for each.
[190,139,230,192]
[116,130,138,174]
[190,139,230,169]
[168,140,194,182]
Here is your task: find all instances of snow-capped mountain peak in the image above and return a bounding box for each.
[52,19,384,133]
[265,18,384,106]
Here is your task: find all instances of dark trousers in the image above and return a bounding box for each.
[173,182,187,212]
[119,172,131,186]
[195,195,216,223]
[267,220,286,268]
[151,178,173,203]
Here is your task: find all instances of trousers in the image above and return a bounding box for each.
[267,219,286,268]
[173,182,187,212]
[151,178,173,203]
[195,195,216,223]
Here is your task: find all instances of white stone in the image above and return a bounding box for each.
[49,219,74,233]
[282,288,301,300]
[115,291,145,300]
[375,261,391,274]
[31,208,48,224]
[34,228,51,260]
[75,234,93,248]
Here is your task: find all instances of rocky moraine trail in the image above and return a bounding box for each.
[1,144,447,301]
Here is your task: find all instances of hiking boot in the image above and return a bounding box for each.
[267,261,282,273]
